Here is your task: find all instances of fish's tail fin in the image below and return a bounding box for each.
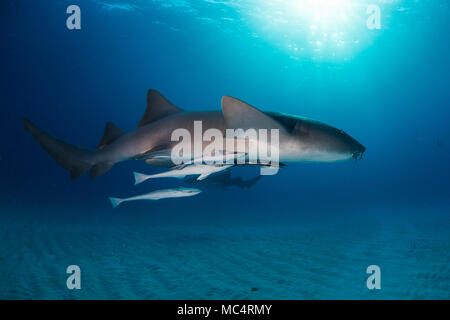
[108,197,124,208]
[133,172,150,185]
[22,118,94,179]
[197,173,212,181]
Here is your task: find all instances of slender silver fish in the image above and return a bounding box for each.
[178,151,247,167]
[133,164,232,185]
[109,187,202,208]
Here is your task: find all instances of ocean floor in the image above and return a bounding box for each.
[0,205,448,299]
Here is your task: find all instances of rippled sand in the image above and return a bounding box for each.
[0,206,448,299]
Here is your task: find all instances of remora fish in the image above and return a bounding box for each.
[22,89,365,179]
[178,151,247,168]
[133,164,232,185]
[109,187,202,208]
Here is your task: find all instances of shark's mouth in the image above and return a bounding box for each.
[352,150,364,161]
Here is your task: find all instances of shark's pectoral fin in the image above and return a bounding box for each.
[135,144,172,160]
[221,96,288,134]
[245,162,286,168]
[145,158,175,168]
[136,144,176,168]
[90,162,115,178]
[142,149,175,167]
[138,90,183,128]
[97,122,125,150]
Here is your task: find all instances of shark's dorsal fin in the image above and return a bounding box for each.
[138,90,183,128]
[97,122,125,150]
[221,96,287,133]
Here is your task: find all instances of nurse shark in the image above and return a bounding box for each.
[22,89,365,179]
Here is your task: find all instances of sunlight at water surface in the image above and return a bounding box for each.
[241,0,395,61]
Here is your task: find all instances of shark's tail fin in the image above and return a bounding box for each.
[108,197,125,208]
[133,172,149,185]
[22,118,94,179]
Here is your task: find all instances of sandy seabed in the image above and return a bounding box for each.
[0,206,448,299]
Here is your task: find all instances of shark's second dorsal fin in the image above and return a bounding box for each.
[97,122,125,150]
[138,90,183,128]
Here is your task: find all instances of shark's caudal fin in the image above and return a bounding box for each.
[109,197,125,208]
[133,172,149,185]
[22,118,94,179]
[22,118,121,179]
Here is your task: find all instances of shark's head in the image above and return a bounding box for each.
[267,112,366,162]
[221,96,365,164]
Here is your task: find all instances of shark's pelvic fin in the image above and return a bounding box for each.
[90,162,115,179]
[221,96,287,134]
[97,122,125,150]
[138,89,183,128]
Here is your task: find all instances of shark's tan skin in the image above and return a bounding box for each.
[22,89,365,179]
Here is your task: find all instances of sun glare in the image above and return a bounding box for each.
[243,0,384,61]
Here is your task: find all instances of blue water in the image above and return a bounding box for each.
[0,0,449,299]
